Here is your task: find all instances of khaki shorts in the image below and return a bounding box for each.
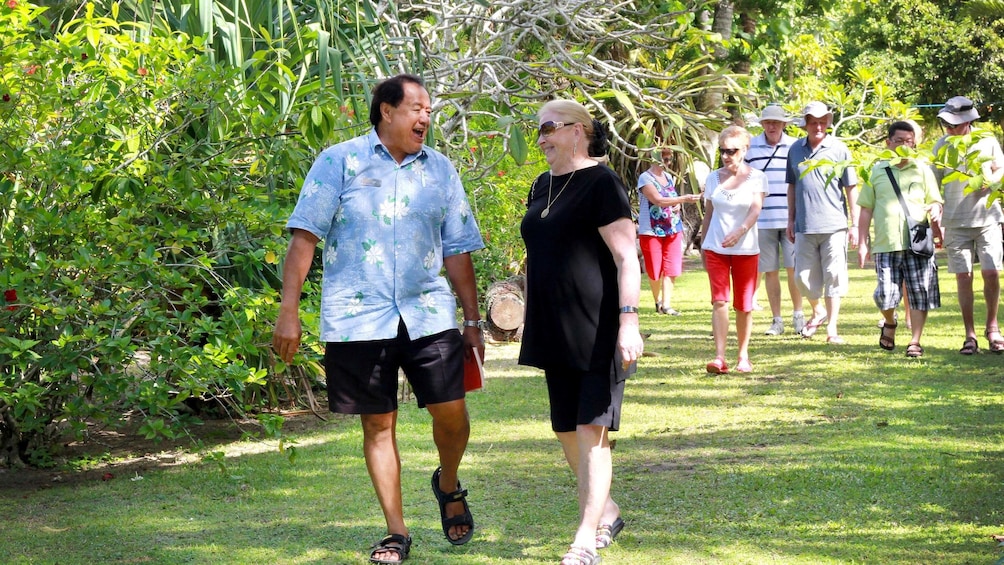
[945,225,1004,274]
[758,227,795,272]
[794,231,848,300]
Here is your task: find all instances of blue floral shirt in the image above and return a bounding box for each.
[286,130,484,342]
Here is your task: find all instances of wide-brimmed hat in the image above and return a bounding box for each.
[937,96,980,125]
[754,104,793,124]
[801,101,832,119]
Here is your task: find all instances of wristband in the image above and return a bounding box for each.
[619,306,639,314]
[462,319,485,330]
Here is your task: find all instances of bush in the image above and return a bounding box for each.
[0,2,325,466]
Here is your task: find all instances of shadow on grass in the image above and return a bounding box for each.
[3,261,1004,564]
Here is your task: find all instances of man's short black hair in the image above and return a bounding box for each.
[369,74,425,128]
[887,120,915,140]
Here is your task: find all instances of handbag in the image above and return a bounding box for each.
[884,167,934,257]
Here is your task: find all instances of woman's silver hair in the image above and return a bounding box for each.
[719,124,752,148]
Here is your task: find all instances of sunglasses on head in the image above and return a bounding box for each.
[538,121,576,138]
[719,147,741,156]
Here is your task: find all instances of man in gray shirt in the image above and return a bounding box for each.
[933,96,1004,355]
[786,101,859,344]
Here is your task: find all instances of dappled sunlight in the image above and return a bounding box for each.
[5,261,1003,564]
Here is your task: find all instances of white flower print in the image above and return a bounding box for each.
[346,292,364,316]
[302,179,321,198]
[325,242,338,265]
[418,291,437,313]
[345,153,360,176]
[362,239,385,267]
[423,250,436,270]
[379,197,408,222]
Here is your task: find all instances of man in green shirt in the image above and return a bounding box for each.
[858,121,943,357]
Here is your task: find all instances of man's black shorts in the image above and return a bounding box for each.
[324,319,465,414]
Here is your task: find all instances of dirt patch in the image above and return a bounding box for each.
[0,411,333,493]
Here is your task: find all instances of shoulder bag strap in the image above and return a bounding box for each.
[756,144,782,172]
[884,166,914,222]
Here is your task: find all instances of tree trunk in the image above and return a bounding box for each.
[698,1,735,113]
[735,12,755,77]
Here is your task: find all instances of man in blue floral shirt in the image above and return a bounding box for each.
[273,74,484,563]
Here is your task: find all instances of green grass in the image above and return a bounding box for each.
[2,255,1003,564]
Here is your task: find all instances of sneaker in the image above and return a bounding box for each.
[764,319,784,336]
[792,312,806,335]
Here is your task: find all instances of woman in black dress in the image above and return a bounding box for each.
[519,99,643,565]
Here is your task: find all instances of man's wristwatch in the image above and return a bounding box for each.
[462,319,485,330]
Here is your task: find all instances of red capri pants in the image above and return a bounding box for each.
[704,249,759,312]
[639,233,683,280]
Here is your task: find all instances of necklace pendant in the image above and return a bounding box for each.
[540,207,550,219]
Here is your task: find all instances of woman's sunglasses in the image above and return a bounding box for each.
[538,121,576,138]
[719,147,741,156]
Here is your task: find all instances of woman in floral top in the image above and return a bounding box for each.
[636,148,702,314]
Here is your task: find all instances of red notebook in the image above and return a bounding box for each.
[463,347,485,392]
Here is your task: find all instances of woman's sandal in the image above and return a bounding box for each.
[960,337,979,355]
[369,533,412,564]
[705,357,729,374]
[879,322,897,351]
[560,545,601,565]
[986,327,1004,354]
[905,343,924,358]
[595,516,624,549]
[431,466,475,545]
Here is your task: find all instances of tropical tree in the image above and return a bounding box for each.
[839,0,1004,128]
[0,0,756,465]
[382,0,753,253]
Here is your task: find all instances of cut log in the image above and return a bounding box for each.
[485,277,525,342]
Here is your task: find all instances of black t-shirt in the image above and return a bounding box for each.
[518,164,632,373]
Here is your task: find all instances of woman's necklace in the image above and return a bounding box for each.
[541,168,576,219]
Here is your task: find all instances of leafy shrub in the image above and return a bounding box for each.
[0,2,324,466]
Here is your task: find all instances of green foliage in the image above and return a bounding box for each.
[840,0,1004,124]
[465,158,544,293]
[0,1,331,466]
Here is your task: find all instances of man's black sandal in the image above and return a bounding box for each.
[369,533,411,564]
[431,466,475,545]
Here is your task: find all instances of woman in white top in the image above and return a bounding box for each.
[700,125,768,373]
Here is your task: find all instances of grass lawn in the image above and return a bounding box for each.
[2,254,1003,564]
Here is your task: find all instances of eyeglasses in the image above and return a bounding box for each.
[889,136,915,147]
[538,121,576,138]
[719,147,741,156]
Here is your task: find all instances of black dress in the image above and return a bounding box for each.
[519,164,633,374]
